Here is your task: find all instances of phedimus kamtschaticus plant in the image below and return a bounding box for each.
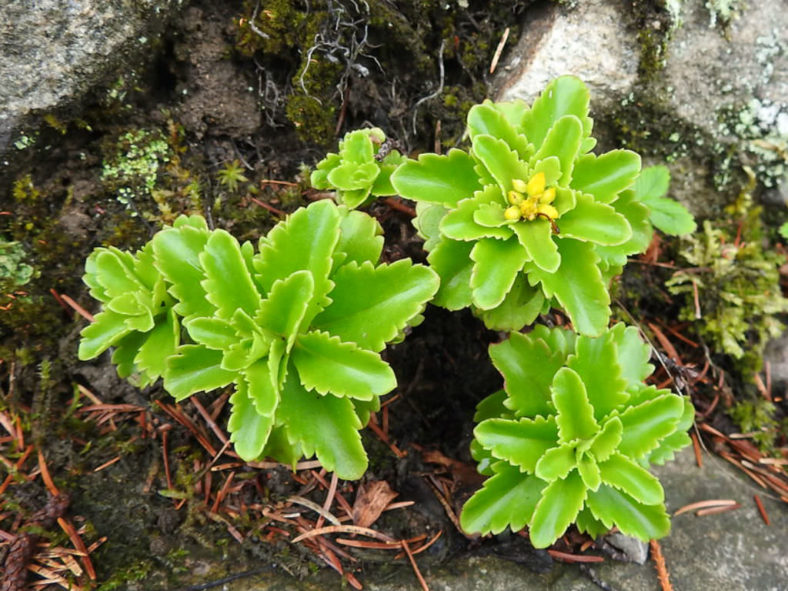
[311,128,406,209]
[390,76,694,335]
[79,200,438,479]
[459,324,694,548]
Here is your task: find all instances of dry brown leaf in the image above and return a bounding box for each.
[352,481,398,528]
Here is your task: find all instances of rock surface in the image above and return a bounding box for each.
[203,448,786,591]
[491,0,639,112]
[0,0,184,158]
[664,0,788,141]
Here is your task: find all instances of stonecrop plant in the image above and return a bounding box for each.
[390,76,694,335]
[311,127,406,209]
[79,200,438,479]
[460,324,694,548]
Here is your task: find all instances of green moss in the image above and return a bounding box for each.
[727,397,780,451]
[666,189,788,380]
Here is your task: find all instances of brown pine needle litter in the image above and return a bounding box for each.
[650,539,674,591]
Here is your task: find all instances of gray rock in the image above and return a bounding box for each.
[211,448,786,591]
[491,0,639,112]
[604,532,649,565]
[0,0,185,158]
[664,0,788,141]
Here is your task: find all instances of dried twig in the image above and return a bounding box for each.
[649,539,673,591]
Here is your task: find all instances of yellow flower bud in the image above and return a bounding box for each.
[541,187,556,204]
[504,205,522,220]
[526,172,546,197]
[511,178,529,193]
[507,190,522,205]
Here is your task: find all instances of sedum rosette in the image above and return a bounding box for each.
[460,324,694,548]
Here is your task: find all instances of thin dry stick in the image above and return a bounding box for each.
[650,539,673,591]
[401,540,429,591]
[754,494,771,525]
[489,27,510,74]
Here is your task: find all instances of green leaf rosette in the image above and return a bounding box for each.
[392,76,695,335]
[460,324,694,548]
[79,202,438,479]
[311,128,406,209]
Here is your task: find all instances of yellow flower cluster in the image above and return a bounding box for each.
[503,172,558,222]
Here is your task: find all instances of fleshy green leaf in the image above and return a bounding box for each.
[586,484,670,541]
[529,470,587,548]
[133,309,179,381]
[577,453,602,491]
[489,332,562,418]
[644,197,697,236]
[370,152,406,196]
[262,425,303,468]
[92,249,145,300]
[474,389,511,422]
[292,331,396,399]
[441,195,513,241]
[312,260,439,352]
[200,230,261,319]
[257,271,314,348]
[566,333,629,421]
[78,311,131,360]
[532,115,583,186]
[471,135,529,193]
[112,331,147,378]
[598,453,664,505]
[608,323,653,389]
[473,203,512,229]
[336,208,384,266]
[278,371,367,479]
[534,444,576,481]
[164,345,236,401]
[242,359,279,417]
[427,238,474,310]
[632,165,670,201]
[594,192,652,273]
[185,317,237,351]
[106,292,148,317]
[414,202,448,251]
[311,153,342,189]
[153,224,214,319]
[570,151,641,203]
[474,416,558,473]
[460,465,546,535]
[527,238,610,336]
[466,103,532,160]
[576,507,609,538]
[255,200,341,321]
[558,193,632,246]
[589,417,623,462]
[327,162,379,191]
[512,219,560,272]
[339,128,377,163]
[522,76,591,151]
[390,150,482,206]
[470,237,528,309]
[617,395,685,459]
[228,381,274,461]
[551,367,598,443]
[477,276,544,331]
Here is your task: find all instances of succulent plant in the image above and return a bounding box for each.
[460,324,694,548]
[391,76,694,335]
[311,128,406,209]
[79,201,439,479]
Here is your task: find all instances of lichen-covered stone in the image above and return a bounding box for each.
[0,0,184,158]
